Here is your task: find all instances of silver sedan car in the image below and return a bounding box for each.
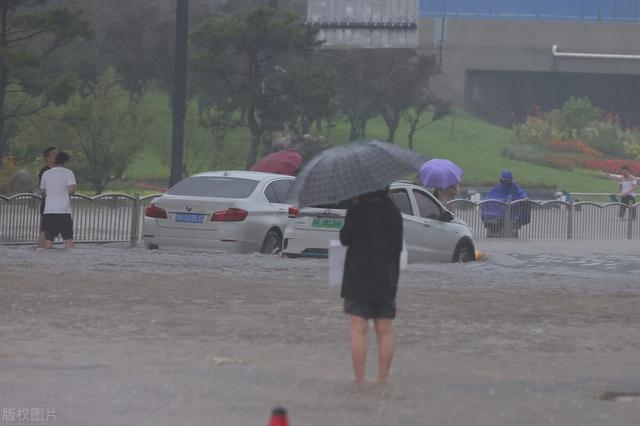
[143,171,295,253]
[283,181,476,263]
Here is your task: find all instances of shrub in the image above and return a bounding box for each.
[512,116,551,145]
[624,140,640,160]
[546,139,603,157]
[585,159,640,175]
[542,154,578,171]
[556,97,600,134]
[502,144,545,162]
[582,120,629,158]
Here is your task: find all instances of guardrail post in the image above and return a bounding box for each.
[627,205,634,240]
[129,193,141,247]
[503,200,512,237]
[567,201,574,240]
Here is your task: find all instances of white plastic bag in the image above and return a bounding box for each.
[400,240,408,271]
[328,240,347,286]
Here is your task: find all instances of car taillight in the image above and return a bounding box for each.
[145,203,167,219]
[211,208,248,222]
[288,206,299,218]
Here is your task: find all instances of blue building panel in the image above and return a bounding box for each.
[420,0,640,21]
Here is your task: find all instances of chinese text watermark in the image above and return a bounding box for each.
[2,408,56,423]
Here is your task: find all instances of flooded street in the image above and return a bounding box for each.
[1,240,639,425]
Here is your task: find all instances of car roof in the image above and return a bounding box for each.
[189,170,295,181]
[390,180,419,188]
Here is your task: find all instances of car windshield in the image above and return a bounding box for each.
[167,176,259,198]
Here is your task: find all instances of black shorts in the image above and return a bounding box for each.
[344,299,396,320]
[42,214,74,241]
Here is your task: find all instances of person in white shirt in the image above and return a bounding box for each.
[606,165,637,219]
[40,152,77,249]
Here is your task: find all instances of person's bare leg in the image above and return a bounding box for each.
[44,239,53,249]
[37,231,46,248]
[350,315,369,383]
[374,319,394,383]
[64,239,74,250]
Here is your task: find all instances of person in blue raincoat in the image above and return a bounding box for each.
[480,170,530,236]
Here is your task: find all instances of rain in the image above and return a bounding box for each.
[1,0,640,425]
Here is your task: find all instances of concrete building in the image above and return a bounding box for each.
[419,1,640,124]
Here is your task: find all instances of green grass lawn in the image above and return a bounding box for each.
[124,101,618,194]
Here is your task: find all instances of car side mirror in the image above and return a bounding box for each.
[441,211,454,222]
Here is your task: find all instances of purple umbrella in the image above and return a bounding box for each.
[418,159,463,189]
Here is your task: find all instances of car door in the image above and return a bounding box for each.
[411,189,459,262]
[390,188,428,264]
[264,178,295,228]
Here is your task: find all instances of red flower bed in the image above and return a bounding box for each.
[585,159,640,175]
[546,139,602,157]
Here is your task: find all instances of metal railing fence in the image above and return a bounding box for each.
[0,193,161,245]
[1,195,638,244]
[448,199,639,240]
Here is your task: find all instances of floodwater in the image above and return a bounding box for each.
[1,240,639,425]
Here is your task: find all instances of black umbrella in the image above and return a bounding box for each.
[289,139,426,207]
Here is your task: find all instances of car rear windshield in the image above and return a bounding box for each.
[167,176,259,198]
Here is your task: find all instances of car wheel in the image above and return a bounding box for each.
[452,239,475,263]
[260,229,282,255]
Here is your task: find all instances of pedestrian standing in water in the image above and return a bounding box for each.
[604,165,637,219]
[37,146,58,248]
[339,188,403,384]
[40,152,77,249]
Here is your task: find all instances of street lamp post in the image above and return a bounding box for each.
[170,0,189,187]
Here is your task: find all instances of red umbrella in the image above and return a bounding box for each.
[250,150,303,176]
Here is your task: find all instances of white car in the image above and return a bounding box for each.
[283,181,476,263]
[143,171,295,253]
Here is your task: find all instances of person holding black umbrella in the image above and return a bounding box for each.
[289,139,424,384]
[340,188,403,384]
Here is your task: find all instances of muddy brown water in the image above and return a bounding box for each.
[1,240,639,425]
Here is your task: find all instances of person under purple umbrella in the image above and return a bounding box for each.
[417,159,463,210]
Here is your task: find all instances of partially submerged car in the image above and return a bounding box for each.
[283,181,476,263]
[143,171,294,253]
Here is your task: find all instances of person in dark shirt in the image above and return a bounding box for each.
[339,188,403,384]
[37,146,57,248]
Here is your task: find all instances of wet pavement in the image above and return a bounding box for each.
[0,240,639,425]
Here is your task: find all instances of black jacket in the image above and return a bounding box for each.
[339,193,403,302]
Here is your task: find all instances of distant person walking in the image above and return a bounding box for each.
[37,146,58,248]
[40,152,77,249]
[606,165,637,219]
[339,189,403,384]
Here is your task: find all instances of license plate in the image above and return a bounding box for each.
[175,213,205,223]
[312,218,343,229]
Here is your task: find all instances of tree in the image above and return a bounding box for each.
[273,52,338,135]
[373,51,439,143]
[403,94,452,150]
[62,69,155,194]
[332,50,382,141]
[97,0,174,96]
[190,6,321,168]
[0,0,92,165]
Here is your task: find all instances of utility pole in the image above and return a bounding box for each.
[169,0,189,187]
